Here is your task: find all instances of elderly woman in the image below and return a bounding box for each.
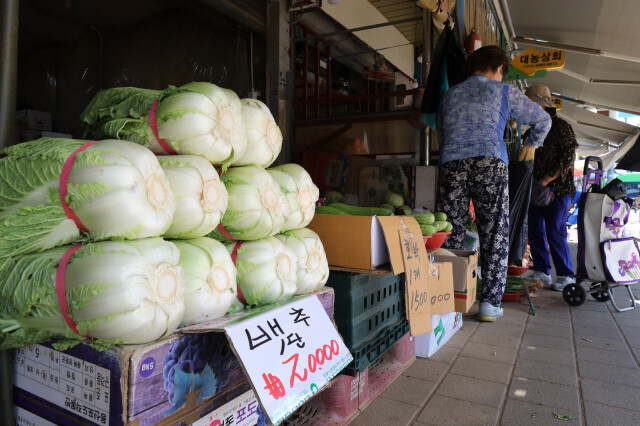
[436,46,551,322]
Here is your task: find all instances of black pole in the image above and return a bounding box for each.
[0,0,18,423]
[0,0,19,149]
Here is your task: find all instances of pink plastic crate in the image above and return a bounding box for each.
[285,334,415,425]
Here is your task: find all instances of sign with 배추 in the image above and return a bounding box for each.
[222,295,352,425]
[511,47,565,76]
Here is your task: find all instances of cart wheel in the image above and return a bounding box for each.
[563,284,586,306]
[590,282,611,303]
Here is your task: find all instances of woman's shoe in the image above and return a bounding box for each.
[477,302,504,322]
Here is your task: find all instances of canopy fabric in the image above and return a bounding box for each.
[505,0,640,115]
[556,102,638,152]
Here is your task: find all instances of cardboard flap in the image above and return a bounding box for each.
[429,262,456,315]
[377,216,423,275]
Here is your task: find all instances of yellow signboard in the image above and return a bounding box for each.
[512,47,565,76]
[552,98,563,110]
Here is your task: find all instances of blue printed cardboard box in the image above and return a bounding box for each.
[13,289,334,426]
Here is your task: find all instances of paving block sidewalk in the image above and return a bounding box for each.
[352,289,640,425]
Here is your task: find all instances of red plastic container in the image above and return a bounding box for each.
[507,265,529,276]
[502,292,523,302]
[425,232,451,250]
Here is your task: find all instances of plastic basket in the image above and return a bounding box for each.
[326,272,405,350]
[342,319,410,376]
[425,231,451,250]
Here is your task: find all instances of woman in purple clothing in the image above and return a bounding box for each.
[436,46,551,322]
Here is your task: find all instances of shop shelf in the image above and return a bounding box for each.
[327,271,405,351]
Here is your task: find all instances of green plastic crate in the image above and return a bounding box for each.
[343,319,410,376]
[327,272,405,351]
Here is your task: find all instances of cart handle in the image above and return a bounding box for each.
[582,156,604,193]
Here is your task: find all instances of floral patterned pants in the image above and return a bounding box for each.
[437,156,509,307]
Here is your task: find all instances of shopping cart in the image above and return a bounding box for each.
[562,157,640,312]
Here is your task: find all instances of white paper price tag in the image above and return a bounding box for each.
[225,296,352,425]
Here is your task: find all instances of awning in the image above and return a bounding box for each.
[557,102,638,148]
[504,0,640,116]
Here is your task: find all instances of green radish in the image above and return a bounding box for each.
[434,212,447,222]
[397,205,413,215]
[433,221,447,232]
[328,203,394,216]
[325,190,345,204]
[410,212,435,225]
[383,191,404,208]
[315,206,349,215]
[420,224,437,236]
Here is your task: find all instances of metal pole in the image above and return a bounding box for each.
[0,0,18,421]
[0,0,19,150]
[420,7,431,166]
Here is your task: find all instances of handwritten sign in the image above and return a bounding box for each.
[224,296,352,425]
[428,262,455,315]
[512,47,565,76]
[552,97,563,110]
[398,218,432,336]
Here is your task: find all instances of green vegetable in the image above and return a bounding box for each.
[0,138,176,259]
[158,155,228,239]
[328,203,394,216]
[553,413,576,421]
[233,98,282,167]
[420,224,437,236]
[212,166,289,241]
[443,222,453,232]
[268,164,319,231]
[411,212,435,225]
[434,212,447,222]
[80,83,247,166]
[315,206,349,215]
[325,191,345,204]
[433,221,447,232]
[383,191,404,208]
[397,205,413,215]
[380,203,394,211]
[276,228,329,295]
[227,237,297,306]
[173,238,236,327]
[0,238,186,350]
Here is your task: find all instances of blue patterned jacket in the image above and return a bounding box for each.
[437,75,551,165]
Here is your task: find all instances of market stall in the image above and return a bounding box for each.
[0,1,518,425]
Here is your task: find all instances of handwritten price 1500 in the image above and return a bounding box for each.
[282,340,340,388]
[411,291,451,311]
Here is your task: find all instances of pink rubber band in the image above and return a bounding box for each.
[217,223,238,241]
[56,244,89,338]
[149,97,177,155]
[60,141,97,232]
[230,241,247,305]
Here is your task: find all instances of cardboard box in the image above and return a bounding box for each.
[20,130,73,142]
[307,215,418,273]
[13,291,335,426]
[16,110,52,131]
[411,166,438,211]
[454,286,477,314]
[359,166,383,207]
[432,250,478,313]
[415,312,463,358]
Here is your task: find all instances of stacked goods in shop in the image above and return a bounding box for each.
[0,138,187,349]
[212,163,327,306]
[0,84,328,351]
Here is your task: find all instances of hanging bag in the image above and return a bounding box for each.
[600,238,640,284]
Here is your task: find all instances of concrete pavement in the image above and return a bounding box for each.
[353,278,640,425]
